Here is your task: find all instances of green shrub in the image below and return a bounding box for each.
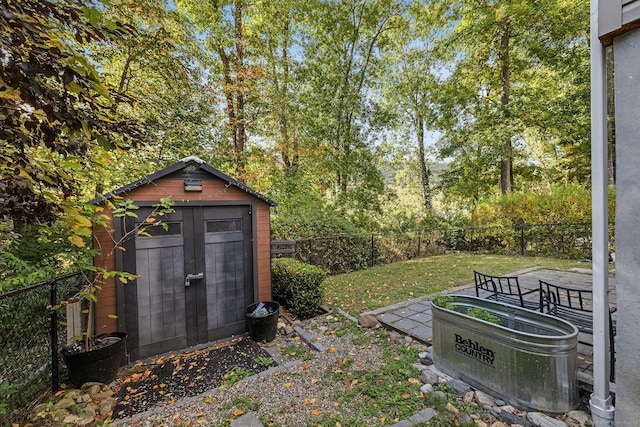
[271,258,326,319]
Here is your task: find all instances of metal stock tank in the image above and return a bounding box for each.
[431,295,579,413]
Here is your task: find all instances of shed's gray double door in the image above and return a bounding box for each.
[129,206,253,359]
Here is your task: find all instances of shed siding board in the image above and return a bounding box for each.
[93,173,273,341]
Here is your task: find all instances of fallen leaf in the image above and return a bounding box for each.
[203,396,213,404]
[312,410,321,416]
[233,409,244,417]
[401,393,411,399]
[408,378,420,385]
[327,347,335,353]
[311,378,318,384]
[284,383,292,388]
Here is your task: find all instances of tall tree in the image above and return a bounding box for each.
[177,0,259,181]
[90,0,218,183]
[251,0,304,175]
[435,0,590,198]
[299,0,401,213]
[380,1,445,216]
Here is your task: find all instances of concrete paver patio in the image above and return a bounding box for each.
[367,266,617,389]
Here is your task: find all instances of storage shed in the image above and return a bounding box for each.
[91,156,277,360]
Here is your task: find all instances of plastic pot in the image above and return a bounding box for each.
[63,332,127,388]
[245,302,280,342]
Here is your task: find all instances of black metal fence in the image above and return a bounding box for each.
[272,222,615,275]
[0,272,88,425]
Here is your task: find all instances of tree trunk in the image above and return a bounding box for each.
[233,0,246,181]
[499,20,513,194]
[416,115,431,213]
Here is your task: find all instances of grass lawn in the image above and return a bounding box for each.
[323,252,590,316]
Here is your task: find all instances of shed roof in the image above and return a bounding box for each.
[91,156,277,206]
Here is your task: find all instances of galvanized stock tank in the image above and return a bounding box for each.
[431,295,579,413]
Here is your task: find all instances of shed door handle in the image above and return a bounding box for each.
[185,273,204,287]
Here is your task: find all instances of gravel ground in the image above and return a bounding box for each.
[111,312,410,427]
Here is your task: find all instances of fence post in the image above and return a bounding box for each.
[418,232,421,257]
[50,280,59,392]
[520,224,525,256]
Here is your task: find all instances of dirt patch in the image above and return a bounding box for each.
[111,337,275,419]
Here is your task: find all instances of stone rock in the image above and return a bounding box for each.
[77,393,92,403]
[447,378,471,396]
[291,320,302,327]
[409,408,437,424]
[498,408,531,427]
[53,397,76,410]
[386,332,400,341]
[411,363,428,371]
[64,389,81,400]
[277,322,287,331]
[419,352,433,365]
[80,382,103,393]
[446,402,459,415]
[404,336,413,344]
[420,369,439,385]
[492,422,509,427]
[565,410,592,427]
[475,390,496,407]
[527,412,568,427]
[420,383,433,394]
[463,391,475,403]
[476,421,489,427]
[390,420,412,427]
[358,314,379,328]
[495,399,506,406]
[77,406,96,425]
[63,414,85,425]
[460,414,474,426]
[501,405,516,413]
[229,411,264,427]
[98,397,117,416]
[51,408,71,422]
[91,390,114,400]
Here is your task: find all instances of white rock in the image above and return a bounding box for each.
[420,383,433,394]
[474,390,495,407]
[527,412,569,427]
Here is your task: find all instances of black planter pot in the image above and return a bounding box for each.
[63,332,127,388]
[245,302,280,342]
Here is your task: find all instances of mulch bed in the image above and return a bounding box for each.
[111,337,275,419]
